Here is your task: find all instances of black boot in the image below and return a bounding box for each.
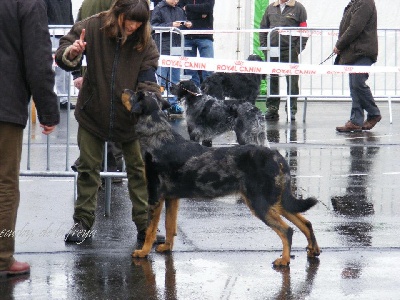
[64,220,93,243]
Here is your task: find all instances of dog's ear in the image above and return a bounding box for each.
[157,93,171,110]
[122,89,144,114]
[122,89,136,112]
[131,91,145,114]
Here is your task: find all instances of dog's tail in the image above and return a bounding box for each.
[282,194,318,213]
[281,174,318,213]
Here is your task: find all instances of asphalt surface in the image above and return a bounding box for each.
[2,100,400,300]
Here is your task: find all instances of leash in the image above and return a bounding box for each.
[156,73,202,97]
[319,52,336,65]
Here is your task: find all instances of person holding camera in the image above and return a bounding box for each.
[151,0,192,115]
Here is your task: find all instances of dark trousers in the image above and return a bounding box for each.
[266,49,299,114]
[349,56,381,126]
[0,122,23,270]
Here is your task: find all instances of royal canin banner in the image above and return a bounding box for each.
[159,55,400,75]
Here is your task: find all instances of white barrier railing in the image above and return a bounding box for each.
[21,26,400,216]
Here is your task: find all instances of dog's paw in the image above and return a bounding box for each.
[132,249,149,258]
[155,243,172,253]
[307,246,321,257]
[272,257,290,267]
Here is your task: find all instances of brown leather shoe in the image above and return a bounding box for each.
[336,121,362,132]
[0,261,30,277]
[362,115,382,130]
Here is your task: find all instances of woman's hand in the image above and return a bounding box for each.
[68,29,86,60]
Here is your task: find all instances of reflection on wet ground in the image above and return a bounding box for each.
[4,102,400,299]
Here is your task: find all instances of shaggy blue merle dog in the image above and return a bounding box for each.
[201,54,264,105]
[122,90,320,267]
[171,80,267,147]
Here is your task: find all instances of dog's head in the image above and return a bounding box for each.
[246,54,265,79]
[122,89,170,115]
[247,54,263,62]
[170,80,201,100]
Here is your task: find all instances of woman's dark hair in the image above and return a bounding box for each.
[102,0,151,51]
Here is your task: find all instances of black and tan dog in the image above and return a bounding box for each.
[201,54,264,105]
[122,90,320,267]
[171,80,267,147]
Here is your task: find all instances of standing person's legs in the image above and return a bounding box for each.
[349,73,365,127]
[196,38,214,83]
[107,142,123,172]
[351,57,381,130]
[121,139,148,240]
[336,73,364,132]
[166,67,180,105]
[0,122,29,275]
[284,49,299,117]
[71,126,104,230]
[51,36,72,108]
[336,57,381,132]
[285,74,299,117]
[158,66,183,114]
[157,66,167,92]
[265,56,281,119]
[184,39,200,87]
[168,67,184,113]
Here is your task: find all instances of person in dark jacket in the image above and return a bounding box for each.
[55,0,161,246]
[71,0,125,179]
[151,0,192,114]
[335,0,381,132]
[45,0,75,109]
[179,0,215,87]
[72,0,115,90]
[0,0,60,277]
[259,0,308,121]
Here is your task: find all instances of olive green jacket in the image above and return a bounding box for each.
[55,14,160,142]
[76,0,113,22]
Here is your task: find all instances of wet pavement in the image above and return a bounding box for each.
[2,100,400,299]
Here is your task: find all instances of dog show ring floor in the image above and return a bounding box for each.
[2,101,400,299]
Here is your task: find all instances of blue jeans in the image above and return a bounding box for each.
[184,38,214,87]
[157,66,180,105]
[349,56,380,126]
[51,36,70,103]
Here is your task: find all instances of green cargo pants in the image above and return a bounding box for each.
[74,126,148,232]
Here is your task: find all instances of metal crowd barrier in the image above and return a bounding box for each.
[151,26,190,87]
[21,26,78,201]
[261,27,400,122]
[21,25,400,217]
[153,26,399,122]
